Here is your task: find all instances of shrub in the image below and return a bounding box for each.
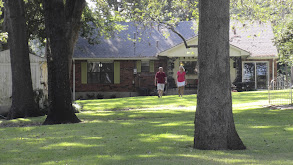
[86,93,95,99]
[110,94,116,99]
[96,93,104,99]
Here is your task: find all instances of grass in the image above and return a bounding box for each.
[268,89,293,105]
[0,91,293,165]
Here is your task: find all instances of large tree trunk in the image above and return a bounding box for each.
[42,0,85,125]
[4,0,40,119]
[194,0,246,150]
[291,66,293,86]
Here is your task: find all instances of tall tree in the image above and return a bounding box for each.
[275,19,293,84]
[4,0,40,119]
[194,0,246,150]
[42,0,86,125]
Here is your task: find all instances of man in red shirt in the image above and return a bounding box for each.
[154,67,167,98]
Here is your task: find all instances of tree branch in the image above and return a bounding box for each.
[160,22,198,49]
[65,0,86,24]
[169,26,198,48]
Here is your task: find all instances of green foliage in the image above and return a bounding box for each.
[1,92,293,164]
[0,32,7,43]
[0,0,45,51]
[0,0,6,49]
[118,0,198,30]
[0,0,128,50]
[2,0,293,59]
[80,1,126,45]
[230,0,293,37]
[275,18,293,66]
[230,0,293,23]
[0,0,3,14]
[25,0,46,44]
[230,0,293,65]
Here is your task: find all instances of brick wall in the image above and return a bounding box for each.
[72,59,167,93]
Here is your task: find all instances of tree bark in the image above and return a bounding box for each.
[4,0,40,119]
[291,66,293,86]
[194,0,246,150]
[42,0,85,125]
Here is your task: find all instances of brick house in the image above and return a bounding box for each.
[72,21,278,99]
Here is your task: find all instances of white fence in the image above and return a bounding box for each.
[268,76,292,105]
[0,50,47,105]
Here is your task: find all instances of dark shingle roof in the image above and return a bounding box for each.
[73,22,197,59]
[74,21,278,59]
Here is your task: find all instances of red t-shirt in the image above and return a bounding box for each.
[177,71,186,82]
[156,71,166,83]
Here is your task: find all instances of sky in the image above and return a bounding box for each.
[86,0,96,10]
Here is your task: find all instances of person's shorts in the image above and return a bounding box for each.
[177,81,185,87]
[157,83,165,91]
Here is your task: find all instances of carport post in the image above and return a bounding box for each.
[73,59,76,101]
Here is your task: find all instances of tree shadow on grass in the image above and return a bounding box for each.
[1,93,293,164]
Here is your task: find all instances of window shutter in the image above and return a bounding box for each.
[137,61,141,73]
[149,60,154,72]
[81,62,87,84]
[114,61,120,84]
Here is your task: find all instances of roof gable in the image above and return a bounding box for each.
[229,22,278,58]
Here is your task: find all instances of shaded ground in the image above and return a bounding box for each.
[0,122,42,128]
[264,104,293,110]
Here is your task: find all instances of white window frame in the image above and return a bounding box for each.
[242,61,269,89]
[141,60,150,72]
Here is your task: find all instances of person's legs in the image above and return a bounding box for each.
[178,87,182,97]
[181,86,184,97]
[161,84,165,97]
[157,84,164,98]
[157,84,160,97]
[178,82,182,97]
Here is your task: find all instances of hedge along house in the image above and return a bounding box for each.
[72,21,278,99]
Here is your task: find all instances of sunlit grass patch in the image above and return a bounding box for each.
[0,91,293,165]
[77,95,197,111]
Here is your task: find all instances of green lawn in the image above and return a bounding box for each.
[1,91,293,165]
[268,89,293,105]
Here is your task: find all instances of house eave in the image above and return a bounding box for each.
[157,37,251,58]
[72,57,158,61]
[246,56,278,60]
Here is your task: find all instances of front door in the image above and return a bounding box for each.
[256,63,268,89]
